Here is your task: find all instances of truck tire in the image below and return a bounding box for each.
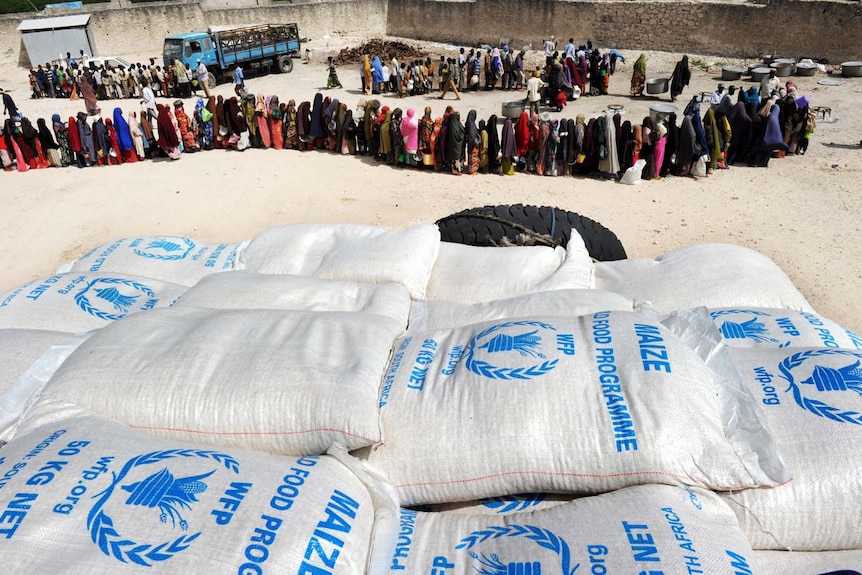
[436,204,627,261]
[207,74,218,89]
[278,55,293,74]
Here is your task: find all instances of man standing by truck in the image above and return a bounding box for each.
[196,60,211,98]
[234,65,245,97]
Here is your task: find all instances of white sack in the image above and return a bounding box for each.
[409,289,635,332]
[753,550,862,574]
[619,158,647,185]
[0,272,186,332]
[423,493,572,515]
[0,414,376,575]
[174,272,412,329]
[724,346,862,551]
[386,485,760,575]
[62,236,245,287]
[425,243,567,304]
[593,243,814,314]
[236,224,441,300]
[23,308,403,455]
[710,307,862,350]
[370,309,787,506]
[0,329,72,397]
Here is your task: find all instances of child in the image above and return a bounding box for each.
[326,57,342,89]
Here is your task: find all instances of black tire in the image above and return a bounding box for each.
[278,55,293,74]
[436,204,627,261]
[207,74,218,89]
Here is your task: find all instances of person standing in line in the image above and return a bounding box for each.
[544,35,556,66]
[439,58,461,100]
[526,70,546,116]
[234,65,245,97]
[196,59,211,98]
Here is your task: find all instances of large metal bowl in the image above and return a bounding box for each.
[774,58,797,74]
[646,77,669,94]
[842,61,862,78]
[501,100,525,119]
[750,67,772,82]
[649,103,677,125]
[721,66,744,81]
[770,62,793,77]
[795,63,818,77]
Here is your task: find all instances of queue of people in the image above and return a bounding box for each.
[0,71,816,177]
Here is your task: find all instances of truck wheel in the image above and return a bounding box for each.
[207,74,218,89]
[278,56,293,74]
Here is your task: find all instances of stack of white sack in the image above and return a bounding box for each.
[383,484,761,575]
[58,235,245,287]
[752,550,862,574]
[17,307,403,455]
[0,412,395,575]
[370,307,788,506]
[593,244,814,313]
[424,236,592,305]
[235,224,441,300]
[708,307,862,350]
[0,272,186,332]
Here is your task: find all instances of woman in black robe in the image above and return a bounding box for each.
[444,110,465,175]
[727,102,751,165]
[661,113,679,177]
[669,55,691,102]
[296,101,312,150]
[618,120,634,173]
[675,115,697,176]
[486,114,500,174]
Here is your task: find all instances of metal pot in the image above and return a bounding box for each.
[646,77,669,94]
[795,63,818,77]
[501,100,525,119]
[750,67,772,82]
[649,104,677,125]
[842,61,862,78]
[774,58,797,74]
[721,66,744,81]
[770,62,793,77]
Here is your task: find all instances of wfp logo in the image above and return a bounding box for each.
[455,525,579,575]
[87,449,240,566]
[75,278,158,321]
[133,237,196,261]
[710,309,781,345]
[778,349,862,425]
[480,494,548,514]
[465,321,571,380]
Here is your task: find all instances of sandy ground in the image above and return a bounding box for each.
[2,36,861,331]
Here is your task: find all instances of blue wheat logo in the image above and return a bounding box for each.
[480,494,548,514]
[718,317,778,344]
[75,278,157,321]
[122,467,215,531]
[464,321,560,381]
[87,449,239,566]
[778,349,862,425]
[456,525,579,575]
[133,237,196,260]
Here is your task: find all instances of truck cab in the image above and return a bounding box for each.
[163,32,219,82]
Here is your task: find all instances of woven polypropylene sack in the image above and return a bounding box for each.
[62,236,245,287]
[593,244,814,314]
[420,493,572,515]
[370,309,788,506]
[709,307,862,350]
[0,272,186,333]
[174,272,411,329]
[753,550,862,575]
[409,289,634,332]
[0,414,376,574]
[22,308,403,455]
[385,485,760,575]
[236,224,441,300]
[723,346,862,551]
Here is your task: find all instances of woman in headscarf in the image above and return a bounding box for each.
[630,53,647,97]
[536,113,550,176]
[240,95,257,147]
[174,101,198,152]
[307,92,324,149]
[445,110,465,175]
[429,115,443,171]
[477,119,489,171]
[544,120,559,176]
[486,114,500,174]
[401,107,419,165]
[0,124,13,171]
[514,111,530,169]
[598,111,620,177]
[269,96,283,150]
[324,98,340,151]
[435,107,451,170]
[500,117,518,176]
[3,119,28,172]
[156,104,181,159]
[570,114,586,175]
[335,101,346,155]
[599,54,611,95]
[296,100,311,150]
[361,55,372,95]
[378,106,392,162]
[104,118,123,165]
[631,122,643,165]
[565,57,582,96]
[675,115,697,176]
[640,117,655,180]
[51,114,73,166]
[20,117,49,169]
[195,99,213,150]
[80,73,100,115]
[464,110,480,175]
[526,113,540,173]
[669,55,691,102]
[653,121,668,179]
[128,111,147,161]
[588,51,601,96]
[703,107,725,171]
[112,107,137,163]
[661,112,678,177]
[390,108,404,165]
[255,95,271,148]
[419,106,434,167]
[751,103,789,167]
[67,115,84,168]
[371,57,384,94]
[139,107,157,156]
[283,100,298,150]
[577,54,588,95]
[617,120,633,173]
[37,117,62,167]
[342,108,357,155]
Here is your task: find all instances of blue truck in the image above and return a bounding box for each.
[163,23,303,88]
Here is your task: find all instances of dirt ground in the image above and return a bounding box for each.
[2,34,861,331]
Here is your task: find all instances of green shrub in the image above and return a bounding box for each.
[1,0,108,15]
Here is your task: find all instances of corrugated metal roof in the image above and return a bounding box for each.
[17,14,91,32]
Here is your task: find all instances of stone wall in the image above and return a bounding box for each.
[387,0,862,63]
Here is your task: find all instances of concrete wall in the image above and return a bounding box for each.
[387,0,862,63]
